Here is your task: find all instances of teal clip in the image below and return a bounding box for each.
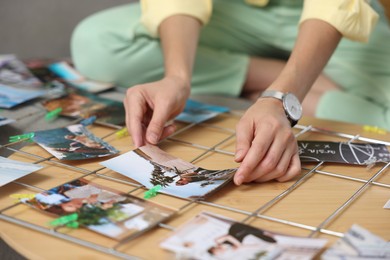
[45,107,62,121]
[49,213,79,228]
[144,185,162,199]
[9,132,35,143]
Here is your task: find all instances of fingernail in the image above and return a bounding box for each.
[234,174,243,186]
[235,150,243,161]
[147,133,158,144]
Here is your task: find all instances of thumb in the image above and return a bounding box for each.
[234,120,253,162]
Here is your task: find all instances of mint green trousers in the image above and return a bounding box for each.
[71,0,390,129]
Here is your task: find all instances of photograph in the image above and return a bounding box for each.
[33,124,119,160]
[298,141,390,165]
[42,91,125,127]
[175,99,230,124]
[100,144,236,199]
[48,61,114,93]
[0,156,43,187]
[25,178,175,240]
[0,116,15,127]
[322,224,389,259]
[160,211,328,260]
[0,54,43,88]
[0,83,46,109]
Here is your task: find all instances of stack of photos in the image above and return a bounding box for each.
[0,54,43,88]
[33,124,119,160]
[100,145,236,199]
[0,84,46,108]
[42,92,125,127]
[0,55,47,108]
[176,99,230,124]
[322,224,390,259]
[48,62,114,93]
[160,212,328,260]
[25,178,175,240]
[298,141,390,165]
[0,156,43,187]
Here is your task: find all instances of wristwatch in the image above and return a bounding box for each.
[259,90,302,127]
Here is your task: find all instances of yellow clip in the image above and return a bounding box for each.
[363,125,386,135]
[116,128,128,138]
[10,193,36,201]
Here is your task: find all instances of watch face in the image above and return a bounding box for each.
[283,93,302,121]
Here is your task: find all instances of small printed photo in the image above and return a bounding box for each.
[298,141,390,165]
[25,178,175,240]
[0,84,46,109]
[42,92,125,127]
[0,156,43,187]
[322,224,389,259]
[33,124,119,160]
[0,116,16,127]
[0,54,43,88]
[160,212,328,260]
[176,99,230,124]
[100,144,236,199]
[48,62,114,93]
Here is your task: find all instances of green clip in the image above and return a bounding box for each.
[144,184,162,199]
[115,128,128,138]
[49,213,79,228]
[9,132,35,143]
[45,107,62,121]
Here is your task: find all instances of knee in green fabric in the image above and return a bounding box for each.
[316,91,390,130]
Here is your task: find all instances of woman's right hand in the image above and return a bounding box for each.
[124,75,190,147]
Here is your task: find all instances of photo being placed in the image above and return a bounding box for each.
[33,124,118,160]
[25,178,175,240]
[100,144,236,199]
[160,212,328,260]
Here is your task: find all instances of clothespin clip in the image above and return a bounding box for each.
[144,185,162,199]
[9,132,35,143]
[363,125,387,135]
[49,213,79,228]
[45,107,62,121]
[364,156,378,170]
[116,128,128,138]
[9,193,36,202]
[80,115,97,126]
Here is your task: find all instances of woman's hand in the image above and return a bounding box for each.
[124,75,190,147]
[233,98,301,184]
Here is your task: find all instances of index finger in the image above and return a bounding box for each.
[124,93,146,148]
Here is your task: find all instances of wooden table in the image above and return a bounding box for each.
[1,114,389,259]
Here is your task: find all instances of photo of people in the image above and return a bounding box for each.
[0,156,43,187]
[42,91,125,127]
[160,212,328,260]
[100,144,236,199]
[25,178,175,240]
[33,124,119,160]
[175,99,230,124]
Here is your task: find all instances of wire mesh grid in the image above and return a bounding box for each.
[0,111,389,259]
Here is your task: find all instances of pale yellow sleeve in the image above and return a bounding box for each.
[300,0,379,42]
[140,0,212,37]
